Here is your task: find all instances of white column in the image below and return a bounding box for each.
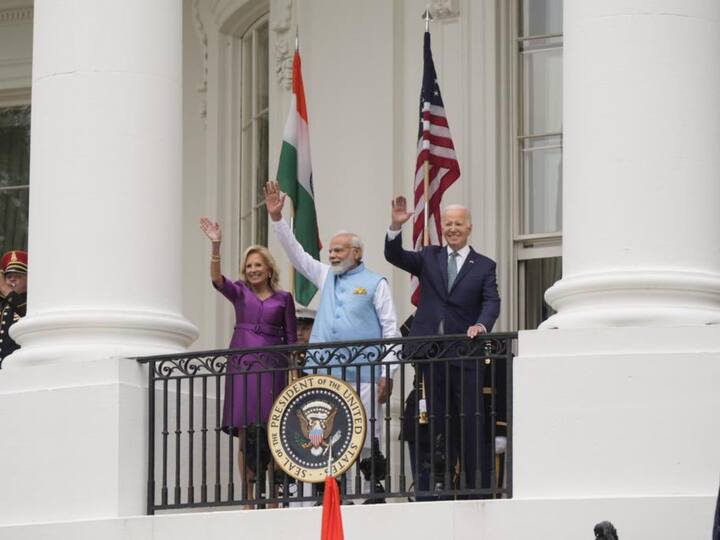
[0,0,196,525]
[513,1,720,527]
[8,0,197,363]
[542,0,720,328]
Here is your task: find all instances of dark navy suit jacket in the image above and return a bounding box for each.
[384,233,500,336]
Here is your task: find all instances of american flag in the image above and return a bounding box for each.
[412,30,461,305]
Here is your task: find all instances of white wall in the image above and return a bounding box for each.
[182,0,212,349]
[0,359,147,523]
[514,326,720,500]
[280,0,397,312]
[0,2,32,98]
[1,496,716,539]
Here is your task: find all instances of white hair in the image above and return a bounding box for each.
[332,230,364,252]
[442,204,472,224]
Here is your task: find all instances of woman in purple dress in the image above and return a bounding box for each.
[200,218,296,502]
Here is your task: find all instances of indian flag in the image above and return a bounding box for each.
[277,50,321,306]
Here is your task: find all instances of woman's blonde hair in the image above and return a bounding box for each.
[240,245,280,290]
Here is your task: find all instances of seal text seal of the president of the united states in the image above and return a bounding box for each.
[267,374,367,483]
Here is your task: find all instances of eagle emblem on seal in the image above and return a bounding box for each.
[295,400,340,456]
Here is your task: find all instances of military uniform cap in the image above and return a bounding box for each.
[0,250,28,275]
[296,306,316,323]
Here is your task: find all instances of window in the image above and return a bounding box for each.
[239,16,269,249]
[0,106,30,255]
[512,0,563,329]
[521,256,561,330]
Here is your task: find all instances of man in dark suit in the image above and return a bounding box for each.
[385,196,500,493]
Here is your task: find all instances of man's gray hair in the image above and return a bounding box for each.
[442,204,472,224]
[333,230,364,252]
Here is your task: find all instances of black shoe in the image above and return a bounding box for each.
[362,482,386,504]
[358,438,387,481]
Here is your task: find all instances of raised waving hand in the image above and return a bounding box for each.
[264,180,287,222]
[200,217,222,243]
[390,195,414,231]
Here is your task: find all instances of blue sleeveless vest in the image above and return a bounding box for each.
[307,263,383,383]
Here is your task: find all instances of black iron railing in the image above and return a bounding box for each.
[136,333,516,514]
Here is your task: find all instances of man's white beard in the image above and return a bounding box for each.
[331,257,355,275]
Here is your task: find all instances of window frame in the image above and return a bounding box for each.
[238,15,269,251]
[509,0,564,330]
[0,89,31,255]
[216,8,270,280]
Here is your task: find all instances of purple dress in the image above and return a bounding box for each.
[214,276,297,434]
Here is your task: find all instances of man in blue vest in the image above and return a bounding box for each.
[265,181,399,500]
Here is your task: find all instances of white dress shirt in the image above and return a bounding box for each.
[273,219,400,375]
[447,244,470,273]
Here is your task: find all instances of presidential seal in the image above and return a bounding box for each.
[267,374,366,483]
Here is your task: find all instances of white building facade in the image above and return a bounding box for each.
[0,0,718,538]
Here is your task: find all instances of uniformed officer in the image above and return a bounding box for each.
[0,250,28,367]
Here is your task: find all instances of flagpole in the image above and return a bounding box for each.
[422,7,432,248]
[288,30,299,306]
[286,24,297,377]
[419,6,433,424]
[423,164,430,246]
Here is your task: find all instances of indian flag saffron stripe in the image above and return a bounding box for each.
[277,50,321,306]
